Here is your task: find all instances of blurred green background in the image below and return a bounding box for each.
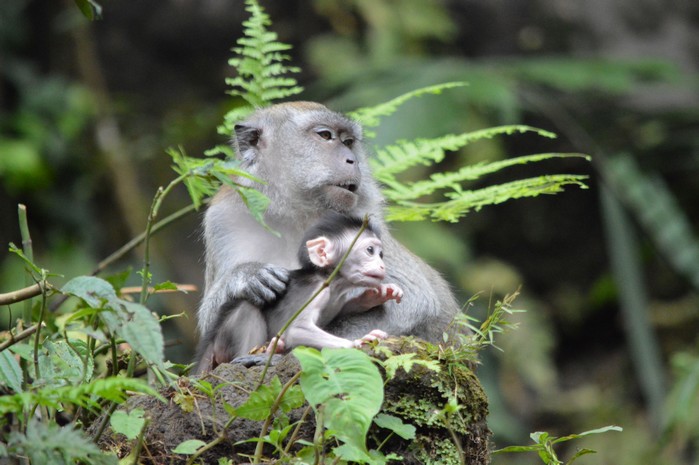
[1,1,698,463]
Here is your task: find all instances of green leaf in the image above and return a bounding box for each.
[219,0,302,134]
[235,376,282,421]
[153,281,179,292]
[173,439,206,455]
[62,276,118,308]
[373,413,416,440]
[552,425,622,444]
[73,0,103,20]
[62,277,165,369]
[380,353,440,379]
[349,82,469,137]
[5,419,117,465]
[110,409,146,440]
[0,350,23,393]
[493,444,543,454]
[566,448,597,465]
[294,347,383,452]
[386,174,589,223]
[605,153,699,291]
[100,301,165,370]
[370,126,559,181]
[37,339,94,388]
[332,443,376,464]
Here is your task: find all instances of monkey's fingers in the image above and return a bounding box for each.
[353,329,388,347]
[388,284,404,303]
[266,337,286,354]
[244,265,290,305]
[381,284,403,303]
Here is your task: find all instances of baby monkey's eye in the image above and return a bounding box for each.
[342,138,354,148]
[366,246,375,255]
[379,251,384,259]
[317,130,332,140]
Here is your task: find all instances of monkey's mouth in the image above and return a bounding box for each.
[336,182,358,193]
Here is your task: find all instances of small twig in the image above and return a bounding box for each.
[44,203,199,314]
[283,405,312,456]
[252,372,303,464]
[139,174,188,306]
[93,202,200,275]
[445,416,466,465]
[94,403,119,443]
[33,279,49,381]
[18,205,34,323]
[120,284,198,295]
[312,406,325,465]
[0,324,41,352]
[131,418,150,465]
[0,284,44,306]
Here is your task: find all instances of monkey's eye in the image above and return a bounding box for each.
[342,138,354,148]
[316,130,333,141]
[366,246,375,256]
[379,251,384,259]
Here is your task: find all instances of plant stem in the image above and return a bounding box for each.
[32,281,48,381]
[94,403,119,443]
[93,202,199,275]
[139,174,188,306]
[283,405,312,455]
[312,406,325,465]
[18,205,34,323]
[127,174,187,378]
[252,372,302,464]
[131,418,150,465]
[44,202,198,315]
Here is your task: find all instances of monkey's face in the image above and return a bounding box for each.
[234,103,366,215]
[342,234,386,287]
[294,118,364,213]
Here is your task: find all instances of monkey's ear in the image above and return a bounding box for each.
[306,237,334,268]
[233,124,262,163]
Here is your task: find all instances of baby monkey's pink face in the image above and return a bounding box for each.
[342,233,385,288]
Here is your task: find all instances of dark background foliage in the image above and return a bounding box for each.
[1,1,698,463]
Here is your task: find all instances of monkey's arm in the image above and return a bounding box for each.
[198,193,296,336]
[198,262,288,336]
[284,288,388,350]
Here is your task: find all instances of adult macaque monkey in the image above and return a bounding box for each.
[198,213,402,371]
[197,102,459,355]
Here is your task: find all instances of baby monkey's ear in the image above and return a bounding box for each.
[306,236,335,268]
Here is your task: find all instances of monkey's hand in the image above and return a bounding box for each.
[352,329,388,347]
[352,283,404,310]
[233,263,290,307]
[266,336,286,355]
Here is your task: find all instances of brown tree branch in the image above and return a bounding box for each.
[0,324,41,352]
[0,283,43,306]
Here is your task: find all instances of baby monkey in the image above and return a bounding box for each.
[196,213,403,372]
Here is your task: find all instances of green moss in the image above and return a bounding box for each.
[412,436,461,465]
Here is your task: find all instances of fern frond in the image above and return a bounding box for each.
[370,125,557,181]
[219,0,302,135]
[0,377,159,415]
[605,153,699,290]
[383,153,589,202]
[349,82,468,137]
[386,174,589,222]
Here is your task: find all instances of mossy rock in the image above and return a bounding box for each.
[96,337,490,464]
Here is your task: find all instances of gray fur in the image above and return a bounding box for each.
[197,102,460,354]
